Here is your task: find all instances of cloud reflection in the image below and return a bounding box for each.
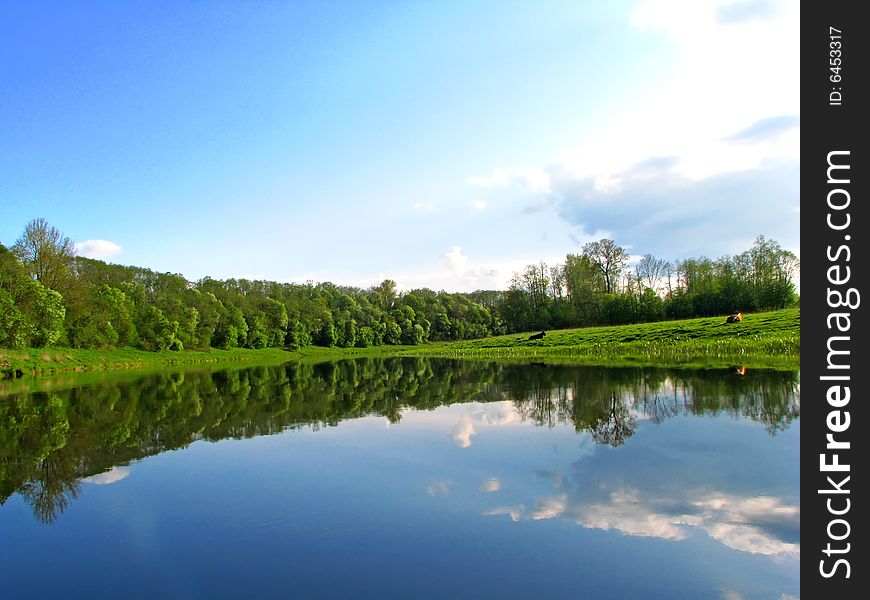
[81,466,130,485]
[447,402,524,448]
[426,479,453,496]
[450,416,475,448]
[482,452,799,560]
[484,506,525,522]
[480,478,502,493]
[497,485,799,557]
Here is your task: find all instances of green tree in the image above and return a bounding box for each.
[372,279,397,311]
[12,219,77,294]
[0,289,30,348]
[30,284,66,347]
[355,325,375,348]
[637,288,665,322]
[213,304,248,349]
[137,306,177,351]
[582,239,628,294]
[336,318,356,348]
[244,309,269,349]
[286,319,312,349]
[187,289,223,348]
[383,319,402,345]
[261,298,289,347]
[66,284,137,348]
[314,315,336,347]
[0,244,34,302]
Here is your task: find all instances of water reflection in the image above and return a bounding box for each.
[484,463,800,558]
[1,358,798,526]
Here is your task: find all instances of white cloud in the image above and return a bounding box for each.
[81,466,129,485]
[466,0,799,258]
[401,247,563,293]
[442,246,470,275]
[75,239,123,260]
[615,0,798,181]
[553,158,799,259]
[383,247,550,293]
[470,199,487,211]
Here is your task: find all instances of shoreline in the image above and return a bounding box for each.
[1,308,800,383]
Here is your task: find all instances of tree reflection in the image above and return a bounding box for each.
[590,393,638,447]
[19,454,81,525]
[1,358,799,524]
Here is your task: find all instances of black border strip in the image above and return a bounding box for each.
[802,1,866,595]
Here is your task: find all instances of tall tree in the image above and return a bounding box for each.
[581,239,628,294]
[563,253,601,325]
[372,279,397,312]
[12,218,77,293]
[635,254,669,292]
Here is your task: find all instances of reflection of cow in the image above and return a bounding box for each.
[528,330,546,341]
[734,366,747,376]
[725,311,743,323]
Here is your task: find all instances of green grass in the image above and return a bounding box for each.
[408,308,799,368]
[0,346,293,379]
[300,308,800,369]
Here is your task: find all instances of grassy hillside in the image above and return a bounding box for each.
[395,308,800,368]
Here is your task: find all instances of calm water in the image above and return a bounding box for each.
[0,359,799,599]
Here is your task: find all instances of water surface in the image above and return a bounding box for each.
[0,358,800,599]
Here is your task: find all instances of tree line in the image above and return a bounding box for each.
[0,219,798,351]
[501,236,799,332]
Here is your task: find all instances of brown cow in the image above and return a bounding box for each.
[725,312,743,324]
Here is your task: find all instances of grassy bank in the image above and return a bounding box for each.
[0,346,293,379]
[1,309,800,382]
[300,308,800,369]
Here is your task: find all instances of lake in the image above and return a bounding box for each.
[0,358,799,599]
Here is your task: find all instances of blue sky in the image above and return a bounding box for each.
[0,0,799,292]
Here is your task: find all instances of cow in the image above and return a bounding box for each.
[725,311,743,324]
[528,330,546,341]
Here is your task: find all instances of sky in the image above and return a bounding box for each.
[0,0,799,292]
